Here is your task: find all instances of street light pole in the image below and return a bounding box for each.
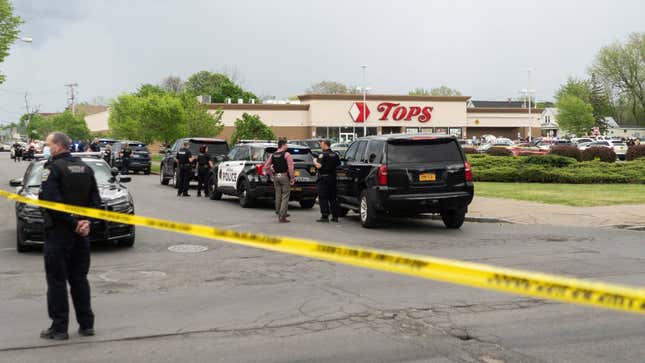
[527,69,532,141]
[361,64,368,138]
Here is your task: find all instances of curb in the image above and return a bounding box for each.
[418,214,513,224]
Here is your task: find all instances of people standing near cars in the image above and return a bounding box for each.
[314,140,341,223]
[39,131,100,341]
[12,141,23,162]
[263,138,295,223]
[120,143,132,175]
[89,138,100,152]
[196,145,213,197]
[102,144,112,166]
[177,141,194,197]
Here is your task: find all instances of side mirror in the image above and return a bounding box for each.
[9,178,23,187]
[119,176,132,183]
[111,167,119,177]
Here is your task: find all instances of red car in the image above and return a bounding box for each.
[510,143,549,156]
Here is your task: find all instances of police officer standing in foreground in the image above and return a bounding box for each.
[196,144,213,197]
[39,132,100,340]
[120,143,132,175]
[177,141,194,197]
[264,138,295,223]
[314,139,341,222]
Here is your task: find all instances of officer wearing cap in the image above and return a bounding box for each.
[39,132,100,340]
[120,143,132,175]
[314,139,341,222]
[196,145,213,197]
[176,141,194,197]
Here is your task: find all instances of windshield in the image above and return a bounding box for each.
[189,142,229,156]
[387,139,463,163]
[25,159,114,187]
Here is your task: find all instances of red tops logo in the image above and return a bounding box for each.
[349,102,433,123]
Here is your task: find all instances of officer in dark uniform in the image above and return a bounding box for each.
[39,132,100,340]
[196,145,213,197]
[120,143,132,175]
[314,139,341,222]
[103,144,113,166]
[176,141,193,197]
[89,138,100,152]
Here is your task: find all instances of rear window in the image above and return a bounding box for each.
[189,142,229,156]
[387,139,463,163]
[128,143,148,152]
[264,147,313,162]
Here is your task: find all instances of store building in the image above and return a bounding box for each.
[207,94,543,142]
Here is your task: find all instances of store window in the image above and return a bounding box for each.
[421,127,433,133]
[328,127,339,142]
[366,127,378,136]
[381,127,401,134]
[315,127,328,138]
[406,128,420,134]
[435,127,448,135]
[449,128,463,139]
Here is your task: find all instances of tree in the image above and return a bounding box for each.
[49,111,91,141]
[230,113,275,144]
[109,94,146,141]
[590,32,644,124]
[184,70,258,103]
[0,0,22,84]
[306,81,359,94]
[410,86,462,96]
[161,76,183,93]
[556,95,595,136]
[555,78,592,104]
[139,93,185,145]
[25,114,54,140]
[136,84,167,97]
[180,93,224,137]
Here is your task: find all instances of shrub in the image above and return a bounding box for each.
[626,145,645,161]
[581,147,616,163]
[522,155,577,168]
[462,146,478,154]
[549,145,582,161]
[487,147,514,157]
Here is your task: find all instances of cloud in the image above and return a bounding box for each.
[13,0,89,46]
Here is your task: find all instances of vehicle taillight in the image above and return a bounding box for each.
[256,164,264,176]
[377,164,388,186]
[464,161,472,181]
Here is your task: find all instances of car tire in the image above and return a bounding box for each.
[160,164,170,185]
[16,221,30,253]
[144,169,150,175]
[441,209,466,229]
[339,207,350,217]
[173,168,179,189]
[299,199,316,209]
[238,179,254,208]
[208,176,222,200]
[359,190,378,228]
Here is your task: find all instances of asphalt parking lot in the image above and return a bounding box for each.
[0,155,644,362]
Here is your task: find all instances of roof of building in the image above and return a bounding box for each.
[467,107,543,114]
[73,104,109,116]
[470,100,526,108]
[297,94,471,102]
[603,117,619,128]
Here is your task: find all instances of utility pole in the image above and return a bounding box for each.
[520,69,535,141]
[65,83,78,115]
[360,64,368,138]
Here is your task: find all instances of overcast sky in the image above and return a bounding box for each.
[1,0,643,123]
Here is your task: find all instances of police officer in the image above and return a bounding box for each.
[120,143,132,175]
[314,139,341,222]
[103,144,113,166]
[39,132,100,340]
[196,145,213,197]
[176,141,193,197]
[89,138,100,152]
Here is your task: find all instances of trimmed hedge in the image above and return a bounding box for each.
[467,154,645,184]
[581,146,616,163]
[487,147,514,156]
[626,145,645,161]
[549,145,582,161]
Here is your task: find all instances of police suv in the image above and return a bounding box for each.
[206,143,318,208]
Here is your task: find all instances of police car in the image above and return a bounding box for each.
[206,143,318,208]
[9,153,136,252]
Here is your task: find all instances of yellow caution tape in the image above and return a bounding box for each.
[1,188,644,314]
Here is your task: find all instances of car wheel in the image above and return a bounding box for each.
[359,190,378,228]
[160,163,170,185]
[299,199,316,209]
[173,168,179,189]
[144,169,150,175]
[208,175,222,200]
[118,227,136,247]
[441,209,466,229]
[339,207,350,217]
[16,221,30,253]
[238,179,254,208]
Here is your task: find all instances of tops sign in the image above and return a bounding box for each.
[349,102,433,123]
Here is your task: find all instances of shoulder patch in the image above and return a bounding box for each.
[67,165,86,173]
[41,169,50,182]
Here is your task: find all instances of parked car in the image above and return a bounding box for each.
[160,137,230,186]
[111,141,152,174]
[336,134,474,229]
[479,138,514,153]
[571,137,594,145]
[207,142,318,208]
[9,153,136,252]
[509,143,548,156]
[98,138,117,151]
[0,142,11,152]
[610,141,628,160]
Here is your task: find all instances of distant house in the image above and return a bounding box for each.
[540,108,559,137]
[606,120,645,138]
[74,105,110,133]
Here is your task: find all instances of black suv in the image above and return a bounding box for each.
[112,141,152,174]
[160,137,229,186]
[207,143,318,208]
[336,134,474,228]
[10,153,136,252]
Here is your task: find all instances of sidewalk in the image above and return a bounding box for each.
[468,196,645,229]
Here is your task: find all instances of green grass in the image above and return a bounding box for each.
[150,154,162,173]
[475,182,645,207]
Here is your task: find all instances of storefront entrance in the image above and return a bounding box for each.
[340,132,355,143]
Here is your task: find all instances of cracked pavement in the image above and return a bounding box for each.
[0,156,643,362]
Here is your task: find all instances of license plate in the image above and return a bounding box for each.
[419,173,436,182]
[294,170,300,177]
